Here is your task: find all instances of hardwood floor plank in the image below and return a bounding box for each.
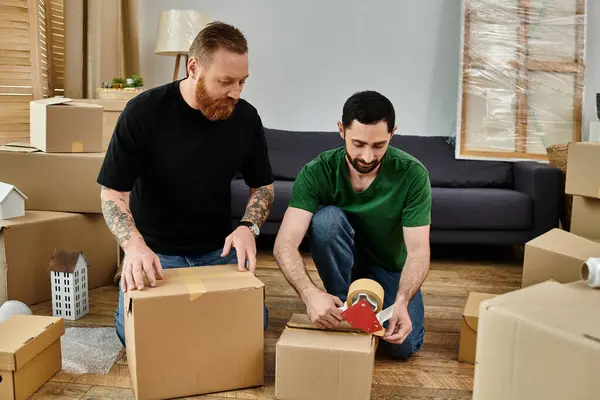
[30,382,92,400]
[80,386,135,399]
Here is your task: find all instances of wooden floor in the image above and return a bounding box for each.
[29,245,524,399]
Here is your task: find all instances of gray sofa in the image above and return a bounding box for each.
[231,129,564,245]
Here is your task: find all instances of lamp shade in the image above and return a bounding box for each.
[154,10,210,55]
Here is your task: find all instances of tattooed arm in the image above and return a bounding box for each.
[222,183,275,274]
[100,186,163,291]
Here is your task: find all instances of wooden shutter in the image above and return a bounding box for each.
[0,0,64,145]
[456,0,586,161]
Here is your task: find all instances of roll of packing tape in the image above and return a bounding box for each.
[347,279,385,313]
[581,257,600,288]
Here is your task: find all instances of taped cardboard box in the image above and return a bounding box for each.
[77,99,129,151]
[565,142,600,199]
[30,98,103,153]
[0,315,64,400]
[571,196,600,242]
[472,280,600,400]
[275,313,377,400]
[124,265,264,400]
[522,228,600,287]
[0,211,118,305]
[0,146,104,213]
[458,292,497,364]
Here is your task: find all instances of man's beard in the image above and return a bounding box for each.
[195,78,237,121]
[345,148,381,174]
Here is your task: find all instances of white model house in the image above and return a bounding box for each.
[48,249,89,321]
[0,182,27,220]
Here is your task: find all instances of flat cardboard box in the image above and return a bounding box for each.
[0,315,64,400]
[458,292,497,364]
[522,228,600,287]
[565,142,600,199]
[275,313,377,400]
[77,99,129,151]
[472,280,600,400]
[30,97,103,153]
[124,265,264,400]
[0,211,118,305]
[571,196,600,242]
[0,146,105,213]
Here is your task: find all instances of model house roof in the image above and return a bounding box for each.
[0,182,27,203]
[48,249,89,273]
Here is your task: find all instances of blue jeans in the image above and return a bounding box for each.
[308,206,425,360]
[115,248,268,347]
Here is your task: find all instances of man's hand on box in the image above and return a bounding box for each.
[121,244,164,292]
[383,300,412,344]
[304,287,344,329]
[222,226,257,274]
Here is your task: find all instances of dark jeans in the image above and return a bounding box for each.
[115,248,268,347]
[308,206,425,360]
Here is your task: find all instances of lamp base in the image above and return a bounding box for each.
[173,54,189,81]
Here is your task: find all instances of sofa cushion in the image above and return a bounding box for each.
[264,128,343,181]
[431,187,532,230]
[390,136,514,189]
[231,179,292,222]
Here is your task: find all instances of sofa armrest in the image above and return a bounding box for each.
[513,161,564,239]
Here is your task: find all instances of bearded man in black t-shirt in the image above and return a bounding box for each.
[97,21,275,347]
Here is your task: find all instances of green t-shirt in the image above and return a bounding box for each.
[289,146,432,271]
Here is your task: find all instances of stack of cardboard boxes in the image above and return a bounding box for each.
[457,142,600,399]
[0,97,128,307]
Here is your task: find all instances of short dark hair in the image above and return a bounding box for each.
[188,21,248,65]
[341,90,395,133]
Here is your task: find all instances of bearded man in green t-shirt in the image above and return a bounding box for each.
[273,90,432,360]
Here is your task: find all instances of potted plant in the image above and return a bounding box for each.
[97,74,145,100]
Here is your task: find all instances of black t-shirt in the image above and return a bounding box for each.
[97,80,274,256]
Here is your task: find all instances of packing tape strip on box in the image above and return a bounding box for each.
[581,257,600,288]
[171,268,244,301]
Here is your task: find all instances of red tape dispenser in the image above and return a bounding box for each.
[340,279,394,336]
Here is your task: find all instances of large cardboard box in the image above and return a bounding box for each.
[0,315,64,400]
[522,228,600,287]
[0,147,104,213]
[30,98,103,153]
[458,292,497,364]
[571,196,600,242]
[124,265,264,400]
[275,314,377,400]
[0,211,118,305]
[78,99,129,150]
[565,142,600,199]
[473,280,600,400]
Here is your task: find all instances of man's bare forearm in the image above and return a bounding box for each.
[100,186,145,251]
[273,238,319,301]
[396,248,430,305]
[241,184,274,228]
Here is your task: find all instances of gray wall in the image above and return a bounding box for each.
[139,0,599,140]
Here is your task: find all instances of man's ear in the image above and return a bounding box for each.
[391,125,398,135]
[187,57,203,79]
[337,121,345,140]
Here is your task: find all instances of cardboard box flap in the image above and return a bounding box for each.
[463,292,498,331]
[280,314,373,352]
[286,313,361,333]
[527,228,600,258]
[0,315,64,371]
[31,97,74,106]
[127,264,265,302]
[0,143,39,153]
[1,210,76,229]
[481,281,600,344]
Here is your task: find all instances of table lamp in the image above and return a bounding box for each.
[154,10,211,81]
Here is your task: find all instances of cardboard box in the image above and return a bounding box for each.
[0,210,118,305]
[458,292,497,364]
[0,146,104,213]
[124,265,264,400]
[473,280,600,400]
[0,315,64,400]
[30,98,103,153]
[571,196,600,242]
[565,142,600,199]
[522,228,600,287]
[77,99,129,151]
[275,314,377,400]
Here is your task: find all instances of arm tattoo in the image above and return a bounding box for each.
[101,198,137,247]
[241,186,274,227]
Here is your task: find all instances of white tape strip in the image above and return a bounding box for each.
[376,304,394,324]
[581,257,600,288]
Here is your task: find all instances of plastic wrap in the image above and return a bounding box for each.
[61,327,123,374]
[454,0,586,161]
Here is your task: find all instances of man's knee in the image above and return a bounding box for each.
[380,334,424,361]
[310,206,350,241]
